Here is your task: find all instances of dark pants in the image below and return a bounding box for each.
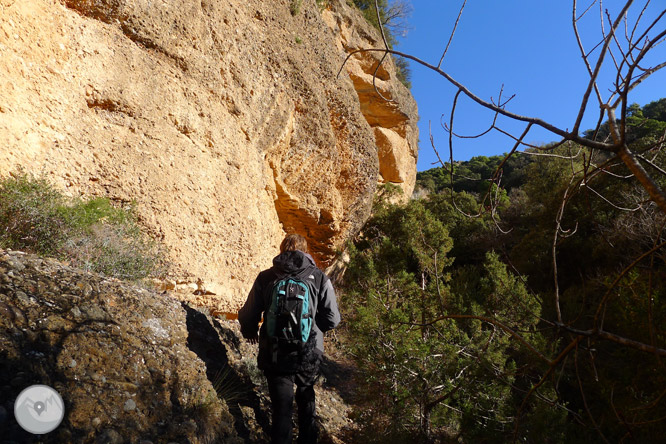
[265,367,319,444]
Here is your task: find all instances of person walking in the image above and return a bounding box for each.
[238,234,341,444]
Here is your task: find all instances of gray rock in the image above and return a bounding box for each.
[123,399,136,412]
[96,429,123,444]
[15,291,33,306]
[0,249,270,443]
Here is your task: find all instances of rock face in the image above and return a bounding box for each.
[0,248,353,443]
[0,249,238,443]
[0,0,418,310]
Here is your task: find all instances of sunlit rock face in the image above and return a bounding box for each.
[0,0,417,310]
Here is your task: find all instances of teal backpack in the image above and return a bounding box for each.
[265,271,317,370]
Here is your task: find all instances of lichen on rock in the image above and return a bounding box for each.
[0,248,354,443]
[0,249,243,442]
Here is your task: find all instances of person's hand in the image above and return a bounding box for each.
[247,335,258,345]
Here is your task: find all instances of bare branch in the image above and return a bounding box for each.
[572,0,634,134]
[491,123,533,183]
[438,0,468,69]
[588,162,634,178]
[557,323,666,357]
[627,7,666,56]
[576,0,597,21]
[415,314,551,363]
[575,346,612,443]
[374,0,391,50]
[372,52,395,103]
[629,0,651,44]
[583,183,643,211]
[638,153,666,177]
[553,177,577,324]
[494,126,566,150]
[341,47,615,150]
[602,106,666,212]
[615,59,666,105]
[517,149,583,159]
[442,112,498,139]
[617,144,666,212]
[513,336,584,440]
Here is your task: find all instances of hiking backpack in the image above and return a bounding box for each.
[264,270,318,371]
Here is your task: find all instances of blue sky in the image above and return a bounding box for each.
[394,1,666,170]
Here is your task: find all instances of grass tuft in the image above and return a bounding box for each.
[290,0,302,16]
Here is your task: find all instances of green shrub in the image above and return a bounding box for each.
[0,171,165,281]
[0,173,68,256]
[290,0,302,16]
[351,0,413,89]
[394,55,411,89]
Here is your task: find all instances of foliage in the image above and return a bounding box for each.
[584,98,666,147]
[316,0,331,10]
[0,173,69,256]
[342,198,559,442]
[343,99,666,441]
[0,172,165,281]
[643,97,666,122]
[416,153,532,195]
[350,0,413,89]
[352,0,394,43]
[394,55,412,89]
[290,0,302,16]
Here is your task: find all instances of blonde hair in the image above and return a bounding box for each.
[280,234,308,253]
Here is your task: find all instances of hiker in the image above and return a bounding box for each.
[238,234,341,444]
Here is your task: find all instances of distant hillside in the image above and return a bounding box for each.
[416,153,533,195]
[416,98,666,196]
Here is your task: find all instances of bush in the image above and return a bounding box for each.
[351,0,413,89]
[394,55,412,89]
[0,172,165,281]
[0,173,71,256]
[290,0,302,16]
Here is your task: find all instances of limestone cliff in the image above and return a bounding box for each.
[0,0,418,310]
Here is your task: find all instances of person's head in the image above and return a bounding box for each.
[280,234,308,254]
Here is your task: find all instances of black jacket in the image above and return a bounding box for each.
[238,250,340,369]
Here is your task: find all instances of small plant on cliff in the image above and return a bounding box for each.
[0,171,165,281]
[0,172,68,256]
[351,0,413,89]
[290,0,303,16]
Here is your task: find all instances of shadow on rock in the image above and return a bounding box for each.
[183,303,270,442]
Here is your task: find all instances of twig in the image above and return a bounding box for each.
[438,0,468,69]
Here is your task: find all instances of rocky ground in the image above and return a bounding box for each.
[0,249,357,443]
